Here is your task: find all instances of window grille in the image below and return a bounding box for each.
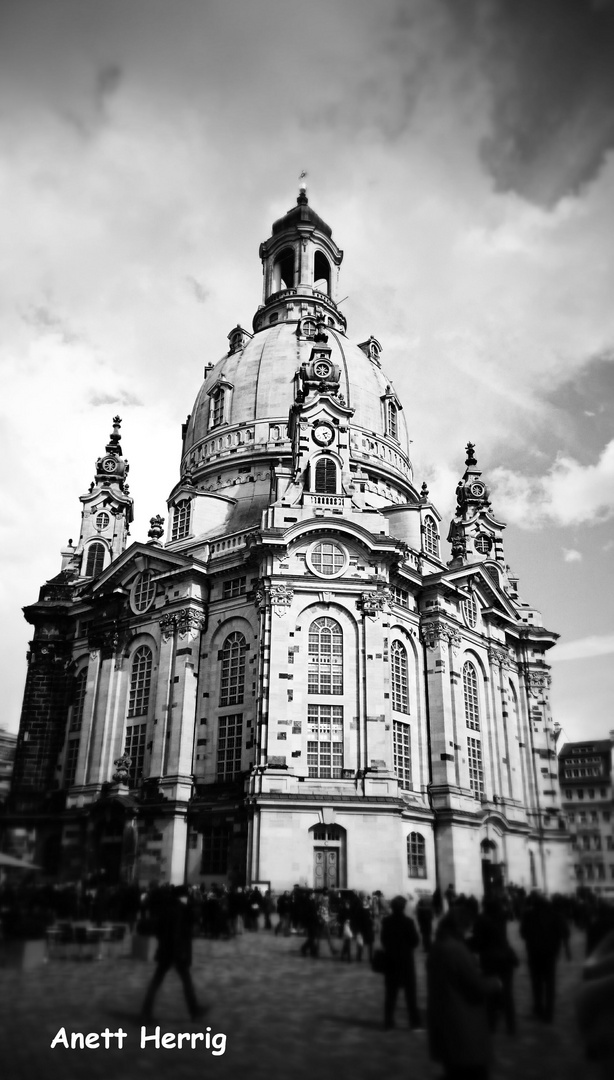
[308,618,343,695]
[201,824,230,875]
[127,646,152,717]
[85,542,105,577]
[223,576,246,599]
[124,722,147,786]
[463,593,478,628]
[463,661,480,730]
[219,632,247,707]
[407,832,426,877]
[467,736,484,798]
[133,572,156,613]
[64,738,80,787]
[310,542,345,576]
[387,400,398,439]
[171,500,191,541]
[211,388,225,428]
[423,516,439,558]
[307,704,343,778]
[393,721,412,788]
[475,534,492,554]
[70,669,87,732]
[95,511,110,531]
[391,640,409,713]
[217,714,243,781]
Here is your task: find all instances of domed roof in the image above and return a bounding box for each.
[181,321,413,496]
[271,190,333,239]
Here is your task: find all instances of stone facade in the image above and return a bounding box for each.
[559,736,614,896]
[6,190,571,896]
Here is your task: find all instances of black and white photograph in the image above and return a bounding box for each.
[1,2,613,1078]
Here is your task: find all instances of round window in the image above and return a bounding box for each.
[95,512,110,531]
[131,572,156,614]
[306,540,348,578]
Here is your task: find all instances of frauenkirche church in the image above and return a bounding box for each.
[6,188,570,896]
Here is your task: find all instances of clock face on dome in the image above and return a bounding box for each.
[313,423,335,446]
[470,482,485,497]
[102,458,117,473]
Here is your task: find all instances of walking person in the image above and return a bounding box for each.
[139,885,205,1023]
[470,896,518,1035]
[381,895,422,1030]
[520,893,570,1023]
[427,904,500,1080]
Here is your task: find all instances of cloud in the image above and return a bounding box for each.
[491,439,614,528]
[562,548,583,562]
[88,390,143,407]
[551,632,614,662]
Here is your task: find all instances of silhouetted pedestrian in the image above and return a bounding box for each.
[520,893,570,1023]
[381,895,422,1030]
[140,885,205,1023]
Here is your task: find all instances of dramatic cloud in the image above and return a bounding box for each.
[551,632,614,662]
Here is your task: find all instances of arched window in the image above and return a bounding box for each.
[70,669,87,732]
[127,646,153,718]
[84,542,105,577]
[308,617,343,694]
[314,458,337,494]
[407,832,426,878]
[132,571,156,614]
[219,632,247,707]
[463,660,480,730]
[210,387,225,429]
[387,400,398,439]
[272,247,294,292]
[171,499,191,541]
[313,251,331,294]
[308,541,346,577]
[391,640,409,713]
[462,592,478,628]
[423,516,439,558]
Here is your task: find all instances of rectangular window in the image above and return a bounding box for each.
[223,576,246,599]
[124,723,147,786]
[200,823,230,875]
[467,737,484,798]
[390,585,409,608]
[217,714,243,781]
[64,738,80,787]
[393,721,412,789]
[307,705,343,778]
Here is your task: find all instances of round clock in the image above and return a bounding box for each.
[470,482,485,497]
[102,458,117,473]
[314,360,332,379]
[313,423,335,446]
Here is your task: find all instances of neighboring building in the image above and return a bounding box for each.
[5,188,570,896]
[559,736,614,896]
[0,728,17,805]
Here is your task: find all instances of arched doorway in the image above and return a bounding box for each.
[310,823,346,889]
[481,837,504,894]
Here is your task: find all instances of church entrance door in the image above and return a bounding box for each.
[314,848,338,889]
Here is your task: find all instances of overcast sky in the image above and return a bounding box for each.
[1,0,613,745]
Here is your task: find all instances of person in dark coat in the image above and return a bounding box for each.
[300,891,320,958]
[427,905,500,1080]
[520,893,570,1023]
[416,897,434,952]
[140,886,204,1022]
[470,897,518,1034]
[380,894,422,1030]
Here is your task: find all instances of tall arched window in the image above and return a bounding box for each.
[463,660,480,730]
[171,499,191,541]
[219,632,247,707]
[313,251,331,294]
[128,646,153,718]
[391,640,409,713]
[423,516,439,558]
[308,617,343,695]
[84,542,105,577]
[314,458,337,494]
[70,669,87,732]
[272,247,294,292]
[387,400,398,439]
[407,832,426,878]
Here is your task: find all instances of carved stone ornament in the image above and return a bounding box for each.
[525,670,552,697]
[112,754,132,783]
[358,589,391,617]
[270,584,294,610]
[159,608,206,642]
[421,622,462,651]
[488,646,511,668]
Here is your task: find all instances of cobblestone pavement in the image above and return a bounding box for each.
[0,924,603,1080]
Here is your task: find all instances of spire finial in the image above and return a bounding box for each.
[297,170,308,204]
[465,442,477,467]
